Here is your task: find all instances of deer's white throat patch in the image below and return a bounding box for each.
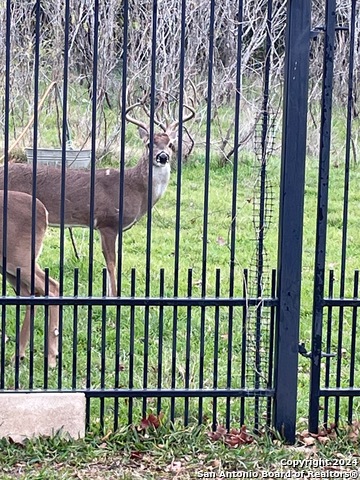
[153,163,171,201]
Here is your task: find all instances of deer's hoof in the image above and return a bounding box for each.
[48,356,57,368]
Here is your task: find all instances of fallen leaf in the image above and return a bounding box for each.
[225,426,254,447]
[303,437,316,446]
[208,425,227,441]
[317,435,330,445]
[299,423,337,446]
[208,425,253,447]
[130,451,143,460]
[348,420,360,442]
[139,412,164,430]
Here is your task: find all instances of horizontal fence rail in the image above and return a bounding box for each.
[0,388,276,399]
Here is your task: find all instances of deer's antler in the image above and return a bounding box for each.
[125,87,149,134]
[141,102,167,132]
[125,103,149,134]
[125,83,196,134]
[168,103,196,133]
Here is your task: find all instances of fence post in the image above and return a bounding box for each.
[308,0,336,434]
[273,0,311,443]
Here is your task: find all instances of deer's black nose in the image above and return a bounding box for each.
[156,152,169,164]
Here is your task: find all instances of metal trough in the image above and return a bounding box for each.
[25,148,91,169]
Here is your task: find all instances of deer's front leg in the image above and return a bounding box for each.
[47,277,60,368]
[19,304,36,362]
[99,227,118,296]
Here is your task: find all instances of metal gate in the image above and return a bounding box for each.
[0,0,358,445]
[308,0,360,433]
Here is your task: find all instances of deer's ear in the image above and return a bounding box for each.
[138,126,149,142]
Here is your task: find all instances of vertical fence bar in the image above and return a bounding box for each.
[114,0,129,432]
[142,0,158,417]
[240,269,248,425]
[308,0,336,435]
[198,0,215,425]
[128,268,136,424]
[29,0,40,387]
[157,269,165,416]
[14,269,21,390]
[212,269,221,430]
[348,270,359,423]
[225,292,234,431]
[100,269,107,433]
[0,0,11,389]
[29,0,42,390]
[184,269,192,427]
[225,0,243,429]
[323,270,334,427]
[43,269,50,388]
[230,0,243,299]
[334,0,357,428]
[339,0,356,300]
[254,0,273,434]
[170,0,187,426]
[266,269,276,427]
[72,268,79,390]
[86,0,100,429]
[334,311,344,424]
[273,0,311,443]
[57,0,71,390]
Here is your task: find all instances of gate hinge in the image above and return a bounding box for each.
[298,342,336,359]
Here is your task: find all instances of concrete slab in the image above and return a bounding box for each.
[0,392,86,441]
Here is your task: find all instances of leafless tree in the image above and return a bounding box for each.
[0,0,359,164]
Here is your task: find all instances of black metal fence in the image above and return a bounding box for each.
[308,0,360,433]
[0,0,359,444]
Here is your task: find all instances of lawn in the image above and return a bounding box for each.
[3,135,360,428]
[1,104,360,476]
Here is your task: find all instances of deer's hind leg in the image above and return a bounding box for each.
[33,265,60,368]
[8,265,59,368]
[5,274,34,364]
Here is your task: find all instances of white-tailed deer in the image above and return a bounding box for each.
[0,190,59,367]
[0,102,195,296]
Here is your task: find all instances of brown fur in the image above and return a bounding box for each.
[0,131,176,296]
[0,191,59,367]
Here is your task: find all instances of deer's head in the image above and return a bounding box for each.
[137,127,177,168]
[125,94,195,169]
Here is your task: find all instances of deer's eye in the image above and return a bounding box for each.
[169,143,175,152]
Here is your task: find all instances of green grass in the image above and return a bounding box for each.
[4,153,272,427]
[4,136,360,412]
[0,423,359,479]
[2,99,360,474]
[3,145,360,430]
